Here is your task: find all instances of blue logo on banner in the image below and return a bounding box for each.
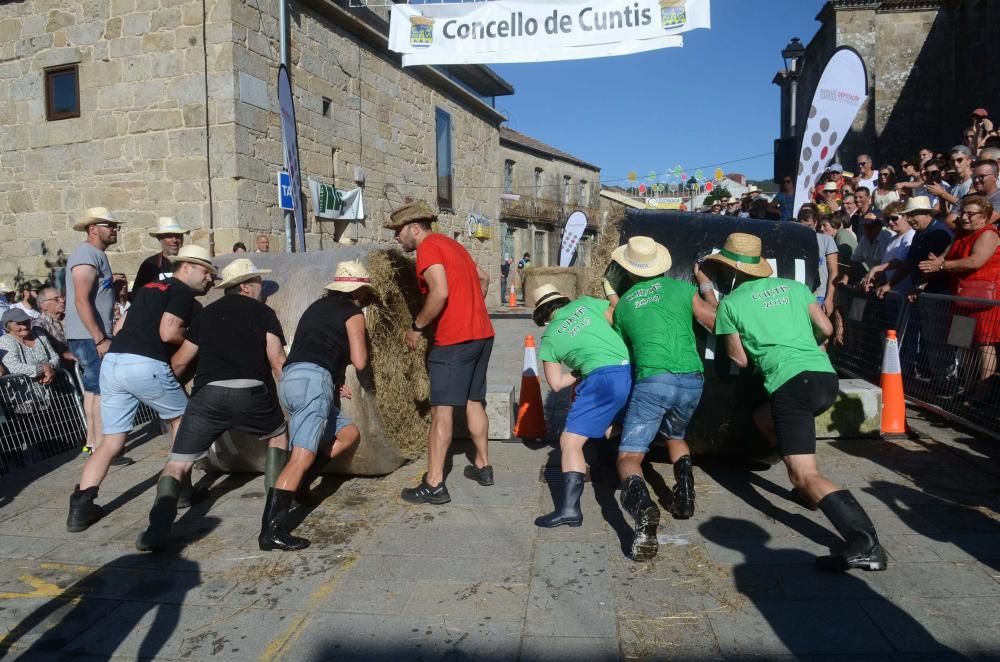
[278,171,293,211]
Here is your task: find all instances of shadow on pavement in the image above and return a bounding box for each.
[0,519,218,660]
[699,517,957,658]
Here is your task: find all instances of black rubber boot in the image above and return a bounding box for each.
[816,489,888,572]
[258,488,310,551]
[670,455,696,519]
[620,475,660,561]
[66,485,104,533]
[264,447,289,492]
[136,475,180,552]
[535,472,585,528]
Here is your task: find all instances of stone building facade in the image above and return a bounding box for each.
[773,0,1000,179]
[498,127,601,269]
[0,0,514,301]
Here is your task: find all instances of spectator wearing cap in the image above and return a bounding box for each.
[135,258,291,552]
[11,279,45,320]
[610,237,718,560]
[387,200,495,505]
[67,244,215,534]
[0,308,58,384]
[65,207,124,455]
[32,287,74,361]
[531,284,631,531]
[265,260,378,551]
[133,217,190,293]
[709,232,887,572]
[972,159,1000,223]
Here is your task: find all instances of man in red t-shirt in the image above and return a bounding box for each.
[386,200,495,504]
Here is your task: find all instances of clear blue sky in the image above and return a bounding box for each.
[492,0,826,185]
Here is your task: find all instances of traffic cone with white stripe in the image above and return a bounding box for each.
[880,330,907,438]
[514,335,547,440]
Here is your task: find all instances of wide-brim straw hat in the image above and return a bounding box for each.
[73,207,124,232]
[532,283,571,326]
[215,258,271,289]
[385,200,437,232]
[149,216,190,237]
[611,236,672,278]
[168,244,217,275]
[822,182,839,192]
[704,232,773,278]
[0,281,14,295]
[325,259,377,297]
[902,196,935,215]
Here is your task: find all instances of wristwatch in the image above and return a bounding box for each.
[411,320,424,332]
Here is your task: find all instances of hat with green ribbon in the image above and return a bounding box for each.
[704,232,773,278]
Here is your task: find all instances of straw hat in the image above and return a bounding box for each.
[384,200,437,232]
[0,281,14,295]
[149,217,190,237]
[325,260,377,298]
[531,283,571,326]
[168,244,217,275]
[704,233,773,278]
[611,236,672,278]
[73,207,123,232]
[902,196,935,215]
[215,258,271,289]
[822,182,839,192]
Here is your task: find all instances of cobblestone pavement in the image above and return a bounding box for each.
[1,315,999,660]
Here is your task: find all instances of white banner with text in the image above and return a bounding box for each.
[308,179,365,221]
[389,0,709,66]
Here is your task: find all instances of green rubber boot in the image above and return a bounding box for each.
[136,475,181,552]
[264,447,289,492]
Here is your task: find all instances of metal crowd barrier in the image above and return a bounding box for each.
[831,287,1000,439]
[0,368,87,475]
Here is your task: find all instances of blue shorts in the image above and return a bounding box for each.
[100,353,188,435]
[620,372,704,454]
[564,365,632,439]
[68,338,102,394]
[278,362,352,454]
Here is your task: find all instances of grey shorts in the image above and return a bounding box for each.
[427,337,493,406]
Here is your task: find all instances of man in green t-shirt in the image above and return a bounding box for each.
[708,232,887,572]
[532,284,631,530]
[611,237,719,561]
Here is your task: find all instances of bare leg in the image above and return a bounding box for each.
[782,453,838,506]
[426,405,454,487]
[79,432,128,490]
[274,446,317,493]
[465,400,489,469]
[325,424,360,460]
[616,452,644,483]
[559,431,588,473]
[83,392,101,449]
[665,438,691,462]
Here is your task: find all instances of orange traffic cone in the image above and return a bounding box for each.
[514,335,547,440]
[880,329,907,438]
[508,284,517,308]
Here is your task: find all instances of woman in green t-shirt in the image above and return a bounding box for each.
[707,232,887,573]
[531,284,631,530]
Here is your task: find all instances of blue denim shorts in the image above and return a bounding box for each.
[564,365,632,439]
[68,338,102,394]
[100,353,188,435]
[620,372,704,454]
[278,362,352,454]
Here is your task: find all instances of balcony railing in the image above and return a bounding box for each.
[501,193,600,225]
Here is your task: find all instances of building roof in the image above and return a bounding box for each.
[499,127,600,172]
[820,0,945,17]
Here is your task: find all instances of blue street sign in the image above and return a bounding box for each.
[278,171,293,211]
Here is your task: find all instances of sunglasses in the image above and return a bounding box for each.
[93,222,119,228]
[887,215,901,222]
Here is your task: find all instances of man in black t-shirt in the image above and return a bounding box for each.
[68,245,215,533]
[136,258,289,551]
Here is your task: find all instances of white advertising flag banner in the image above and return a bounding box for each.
[793,48,869,216]
[560,211,589,267]
[389,0,709,66]
[307,179,365,221]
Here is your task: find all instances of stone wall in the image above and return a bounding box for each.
[0,0,505,304]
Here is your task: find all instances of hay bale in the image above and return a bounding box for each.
[364,249,432,459]
[522,266,586,306]
[582,203,626,297]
